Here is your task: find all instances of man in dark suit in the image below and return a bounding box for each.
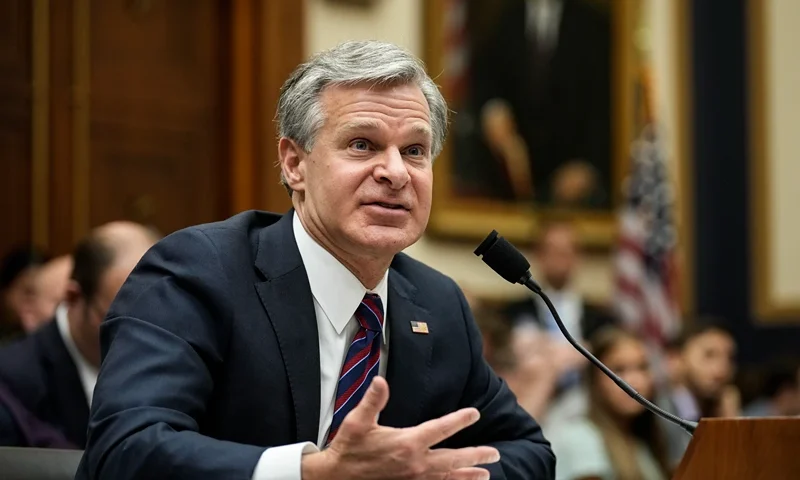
[77,41,555,480]
[0,380,75,448]
[0,222,157,447]
[465,0,612,205]
[505,221,614,340]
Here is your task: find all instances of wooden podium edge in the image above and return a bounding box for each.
[673,417,800,479]
[671,418,708,479]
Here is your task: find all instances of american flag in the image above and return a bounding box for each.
[614,126,680,347]
[444,0,469,106]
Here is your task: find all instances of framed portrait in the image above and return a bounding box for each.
[424,0,644,246]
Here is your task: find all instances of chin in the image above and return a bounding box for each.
[617,402,646,417]
[351,225,421,254]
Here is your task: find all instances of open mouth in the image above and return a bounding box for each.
[368,202,408,211]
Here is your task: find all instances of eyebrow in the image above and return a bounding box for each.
[338,120,382,133]
[338,120,433,143]
[409,123,433,141]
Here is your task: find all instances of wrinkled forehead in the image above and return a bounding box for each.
[318,82,432,133]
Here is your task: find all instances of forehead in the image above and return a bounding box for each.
[96,259,138,301]
[318,82,431,134]
[542,226,576,249]
[606,338,645,359]
[687,330,735,352]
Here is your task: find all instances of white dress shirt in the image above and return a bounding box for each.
[55,303,99,406]
[537,288,583,340]
[252,214,390,480]
[526,0,564,55]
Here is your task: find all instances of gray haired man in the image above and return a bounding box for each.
[77,40,555,480]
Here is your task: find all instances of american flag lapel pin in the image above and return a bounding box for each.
[410,321,429,334]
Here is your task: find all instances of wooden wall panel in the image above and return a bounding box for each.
[48,0,75,255]
[259,0,304,213]
[85,0,227,235]
[0,0,33,255]
[229,0,304,214]
[2,0,303,256]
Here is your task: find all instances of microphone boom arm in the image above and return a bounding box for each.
[474,229,696,436]
[519,271,696,435]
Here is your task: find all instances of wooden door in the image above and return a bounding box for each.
[0,0,33,255]
[2,0,303,256]
[84,0,228,238]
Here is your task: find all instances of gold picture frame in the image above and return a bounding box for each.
[423,0,641,247]
[748,0,800,320]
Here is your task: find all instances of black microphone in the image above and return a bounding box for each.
[474,230,697,435]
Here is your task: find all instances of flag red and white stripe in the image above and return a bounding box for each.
[443,0,470,105]
[614,126,680,347]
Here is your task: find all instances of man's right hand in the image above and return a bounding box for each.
[301,376,500,480]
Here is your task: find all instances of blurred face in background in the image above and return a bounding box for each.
[2,265,42,331]
[2,256,73,333]
[65,255,141,367]
[595,336,654,418]
[682,329,736,401]
[537,224,578,291]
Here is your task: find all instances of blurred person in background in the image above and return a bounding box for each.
[468,294,515,372]
[742,359,800,418]
[0,222,158,447]
[658,320,738,467]
[507,221,615,346]
[550,327,670,480]
[506,326,560,419]
[473,299,558,420]
[505,221,615,394]
[0,246,51,341]
[34,255,74,325]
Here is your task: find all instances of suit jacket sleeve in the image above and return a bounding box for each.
[77,228,265,480]
[0,402,22,446]
[445,281,556,479]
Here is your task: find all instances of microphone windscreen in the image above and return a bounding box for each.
[474,231,530,284]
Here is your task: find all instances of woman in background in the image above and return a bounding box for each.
[0,247,50,341]
[550,327,670,480]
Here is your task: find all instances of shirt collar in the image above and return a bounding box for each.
[55,303,99,404]
[293,213,389,338]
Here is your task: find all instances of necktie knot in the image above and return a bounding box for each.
[356,293,384,333]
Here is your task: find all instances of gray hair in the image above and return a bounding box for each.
[276,40,449,193]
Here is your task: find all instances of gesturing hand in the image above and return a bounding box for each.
[302,376,500,480]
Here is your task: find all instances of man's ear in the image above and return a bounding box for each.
[64,280,83,309]
[278,137,307,193]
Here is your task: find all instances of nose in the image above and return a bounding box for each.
[373,146,411,190]
[625,370,652,396]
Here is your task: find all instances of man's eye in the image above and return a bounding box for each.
[406,146,424,156]
[350,140,369,151]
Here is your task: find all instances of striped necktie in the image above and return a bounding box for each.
[326,293,384,446]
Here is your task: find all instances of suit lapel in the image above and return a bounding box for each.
[380,269,434,428]
[40,321,90,445]
[254,211,321,443]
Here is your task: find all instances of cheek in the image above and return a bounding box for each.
[412,170,433,207]
[314,164,366,203]
[627,372,653,397]
[598,377,621,401]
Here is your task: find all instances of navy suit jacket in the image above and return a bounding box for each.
[77,210,555,479]
[0,319,89,448]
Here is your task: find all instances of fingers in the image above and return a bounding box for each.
[426,447,500,472]
[445,467,492,480]
[347,376,390,425]
[412,407,481,447]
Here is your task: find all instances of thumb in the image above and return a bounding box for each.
[348,376,390,425]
